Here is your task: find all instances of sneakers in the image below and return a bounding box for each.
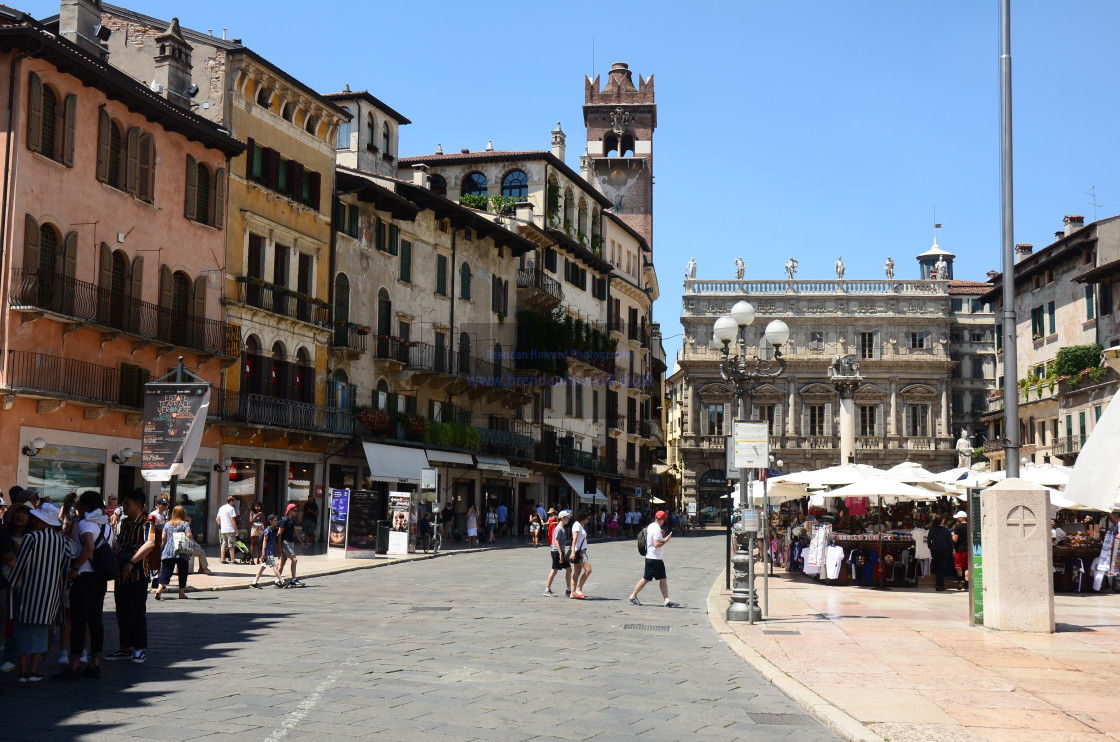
[250,582,263,589]
[79,651,89,664]
[664,601,679,608]
[565,589,571,596]
[131,651,146,664]
[0,660,15,672]
[50,667,81,682]
[628,596,642,606]
[103,649,132,661]
[18,673,43,683]
[81,665,100,679]
[543,588,554,596]
[274,579,285,588]
[289,579,304,588]
[56,651,70,665]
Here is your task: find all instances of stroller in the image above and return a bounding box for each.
[232,538,254,564]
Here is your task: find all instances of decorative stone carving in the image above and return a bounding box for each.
[1005,504,1038,538]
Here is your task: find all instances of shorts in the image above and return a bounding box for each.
[550,551,570,571]
[643,558,667,582]
[530,523,540,533]
[281,542,297,558]
[571,549,588,564]
[261,555,278,568]
[220,532,237,548]
[953,551,969,571]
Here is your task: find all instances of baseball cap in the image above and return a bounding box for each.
[655,510,668,520]
[953,511,967,519]
[558,509,573,519]
[286,503,298,512]
[156,497,170,505]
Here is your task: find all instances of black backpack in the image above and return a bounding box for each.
[91,525,119,582]
[636,527,647,556]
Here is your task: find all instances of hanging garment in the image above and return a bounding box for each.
[861,549,880,584]
[825,545,845,580]
[911,528,931,560]
[845,497,869,516]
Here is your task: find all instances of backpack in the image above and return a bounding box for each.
[91,525,119,582]
[636,526,648,556]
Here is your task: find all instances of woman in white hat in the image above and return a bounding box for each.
[7,504,69,682]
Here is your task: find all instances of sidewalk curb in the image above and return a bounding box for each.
[706,573,882,742]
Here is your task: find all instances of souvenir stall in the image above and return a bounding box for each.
[1051,510,1116,592]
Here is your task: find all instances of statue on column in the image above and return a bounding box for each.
[956,429,973,468]
[884,256,895,280]
[734,257,745,280]
[835,256,846,280]
[784,257,798,280]
[685,257,697,280]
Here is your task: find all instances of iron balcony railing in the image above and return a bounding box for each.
[406,341,520,390]
[331,325,368,353]
[239,281,330,326]
[1053,436,1085,456]
[515,268,563,303]
[212,389,353,435]
[4,350,122,405]
[373,336,410,364]
[10,268,239,356]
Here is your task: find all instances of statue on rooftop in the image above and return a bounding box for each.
[784,257,798,280]
[685,257,697,280]
[734,257,745,280]
[884,256,895,280]
[835,256,846,280]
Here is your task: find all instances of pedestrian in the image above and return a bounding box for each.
[250,515,283,588]
[301,497,319,549]
[485,504,498,544]
[418,508,432,552]
[951,510,970,590]
[466,505,479,547]
[543,510,572,596]
[216,495,240,565]
[496,501,508,539]
[545,508,559,546]
[608,511,619,539]
[147,497,169,588]
[927,515,954,592]
[105,495,122,536]
[54,491,113,681]
[529,512,542,547]
[154,506,194,601]
[440,502,454,540]
[569,510,592,599]
[535,503,547,526]
[628,510,678,607]
[8,504,69,683]
[104,490,156,665]
[276,503,303,587]
[248,502,264,564]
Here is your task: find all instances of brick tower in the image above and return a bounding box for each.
[583,62,656,249]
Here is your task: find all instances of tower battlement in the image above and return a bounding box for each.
[585,62,655,105]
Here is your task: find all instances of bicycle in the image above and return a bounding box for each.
[424,526,442,554]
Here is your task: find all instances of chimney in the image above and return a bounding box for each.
[607,62,636,91]
[59,0,109,58]
[411,163,429,188]
[485,140,494,152]
[580,149,593,181]
[1015,243,1033,262]
[986,270,1000,282]
[152,18,195,109]
[1055,231,1064,241]
[1064,215,1084,236]
[551,121,566,162]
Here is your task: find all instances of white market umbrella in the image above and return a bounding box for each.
[1064,388,1120,513]
[770,463,879,487]
[987,462,1072,488]
[824,476,944,502]
[650,497,666,504]
[886,462,942,483]
[936,467,993,489]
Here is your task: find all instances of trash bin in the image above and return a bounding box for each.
[375,521,390,554]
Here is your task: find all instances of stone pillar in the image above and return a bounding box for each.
[981,479,1055,633]
[888,377,899,437]
[940,384,950,438]
[786,377,797,437]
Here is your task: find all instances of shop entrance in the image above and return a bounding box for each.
[263,460,286,515]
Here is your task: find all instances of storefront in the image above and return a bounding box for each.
[222,445,323,537]
[157,460,214,543]
[697,468,729,524]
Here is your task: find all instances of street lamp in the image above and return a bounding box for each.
[714,300,788,623]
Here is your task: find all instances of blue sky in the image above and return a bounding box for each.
[25,1,1120,364]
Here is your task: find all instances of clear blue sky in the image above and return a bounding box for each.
[25,1,1120,365]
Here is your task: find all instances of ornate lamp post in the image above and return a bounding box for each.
[713,301,789,623]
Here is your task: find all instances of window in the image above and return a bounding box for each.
[96,111,125,189]
[1095,404,1103,423]
[859,331,876,359]
[382,122,390,155]
[366,114,376,152]
[808,405,827,436]
[971,357,984,378]
[462,172,487,196]
[1079,410,1087,442]
[436,254,448,296]
[910,331,928,349]
[809,331,824,350]
[460,263,472,300]
[336,120,351,149]
[951,298,963,313]
[1101,281,1114,315]
[501,169,528,200]
[1086,285,1096,320]
[1030,306,1043,338]
[996,324,1003,352]
[759,404,777,436]
[705,404,725,436]
[491,276,509,315]
[906,404,930,436]
[305,115,318,136]
[243,138,320,210]
[256,86,272,108]
[1047,301,1056,334]
[972,392,986,413]
[970,331,985,342]
[184,155,225,228]
[565,380,574,415]
[27,73,75,166]
[574,381,583,419]
[429,174,447,196]
[333,201,360,238]
[282,102,297,122]
[859,405,877,436]
[399,240,412,283]
[119,363,151,408]
[592,390,599,424]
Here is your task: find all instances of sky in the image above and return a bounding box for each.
[23,1,1120,365]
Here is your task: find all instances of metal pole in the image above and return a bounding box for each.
[763,469,769,617]
[747,532,755,625]
[999,0,1020,479]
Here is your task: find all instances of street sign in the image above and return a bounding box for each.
[733,421,769,468]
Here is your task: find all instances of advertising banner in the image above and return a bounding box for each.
[388,492,412,554]
[328,489,349,552]
[140,382,210,481]
[347,490,380,553]
[969,487,983,626]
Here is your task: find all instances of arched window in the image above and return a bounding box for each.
[376,378,389,409]
[27,74,74,165]
[270,342,287,399]
[334,273,351,346]
[38,223,58,275]
[330,369,349,409]
[429,173,447,196]
[501,169,528,200]
[376,288,392,356]
[382,122,390,154]
[243,335,263,397]
[296,348,314,404]
[590,208,601,247]
[460,263,472,300]
[256,85,271,108]
[458,332,472,375]
[603,132,634,157]
[282,102,297,122]
[577,198,588,241]
[462,172,487,196]
[40,86,58,158]
[366,113,376,152]
[563,187,574,229]
[305,115,318,136]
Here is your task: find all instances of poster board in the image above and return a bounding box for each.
[733,421,769,469]
[327,488,349,558]
[388,491,412,555]
[328,489,380,559]
[141,382,210,481]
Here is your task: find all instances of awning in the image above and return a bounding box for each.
[425,449,474,466]
[560,471,606,503]
[474,455,510,472]
[363,442,428,484]
[506,466,531,479]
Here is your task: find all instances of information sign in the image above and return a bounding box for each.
[733,421,769,469]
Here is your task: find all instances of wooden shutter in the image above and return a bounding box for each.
[286,160,302,200]
[212,168,226,228]
[491,274,499,311]
[502,278,509,315]
[99,242,112,291]
[159,265,172,310]
[436,254,447,295]
[125,127,141,195]
[62,94,76,166]
[400,240,412,283]
[461,264,471,300]
[388,224,399,256]
[27,72,43,154]
[875,403,884,436]
[824,402,833,438]
[774,403,784,438]
[63,231,77,280]
[131,255,144,302]
[333,199,344,232]
[265,148,280,191]
[193,275,207,319]
[23,214,39,272]
[184,154,197,220]
[375,218,384,251]
[119,363,139,407]
[244,137,255,180]
[348,203,359,237]
[137,134,154,202]
[307,171,321,210]
[96,109,111,183]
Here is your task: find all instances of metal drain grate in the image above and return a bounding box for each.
[409,606,452,612]
[622,624,670,632]
[762,630,801,636]
[747,713,818,726]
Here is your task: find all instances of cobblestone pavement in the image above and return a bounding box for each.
[3,532,839,742]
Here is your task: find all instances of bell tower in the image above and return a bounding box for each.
[583,62,656,249]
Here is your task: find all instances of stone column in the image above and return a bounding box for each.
[888,376,899,438]
[832,377,860,465]
[786,377,797,437]
[940,383,950,439]
[981,479,1055,633]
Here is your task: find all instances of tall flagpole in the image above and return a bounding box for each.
[999,0,1020,478]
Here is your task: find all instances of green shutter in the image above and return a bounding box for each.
[400,240,412,283]
[184,154,197,221]
[436,255,447,296]
[62,94,76,167]
[27,72,43,154]
[389,224,399,256]
[375,218,384,251]
[96,109,111,183]
[213,168,226,228]
[125,127,141,195]
[349,205,359,237]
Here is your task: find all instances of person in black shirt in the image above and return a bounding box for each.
[951,510,970,590]
[926,516,954,591]
[440,503,454,540]
[276,503,303,588]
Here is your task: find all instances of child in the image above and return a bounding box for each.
[249,515,283,588]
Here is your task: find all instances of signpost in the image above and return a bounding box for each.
[732,420,770,616]
[140,357,210,507]
[969,487,984,626]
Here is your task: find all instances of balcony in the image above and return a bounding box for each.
[10,268,239,357]
[405,342,519,395]
[608,414,626,438]
[238,280,330,326]
[373,336,410,366]
[330,325,367,356]
[1053,436,1084,457]
[515,268,563,310]
[608,316,623,339]
[212,389,352,435]
[4,350,125,407]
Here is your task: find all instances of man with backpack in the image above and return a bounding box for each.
[628,510,678,607]
[276,503,303,588]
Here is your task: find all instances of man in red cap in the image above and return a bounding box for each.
[275,502,303,587]
[628,510,678,607]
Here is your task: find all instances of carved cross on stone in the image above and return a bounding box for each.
[1006,505,1037,539]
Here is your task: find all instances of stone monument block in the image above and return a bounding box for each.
[981,479,1054,633]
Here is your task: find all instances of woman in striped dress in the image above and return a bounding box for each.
[7,504,69,683]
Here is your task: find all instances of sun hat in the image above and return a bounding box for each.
[953,511,967,519]
[29,502,62,527]
[547,508,558,515]
[655,510,668,520]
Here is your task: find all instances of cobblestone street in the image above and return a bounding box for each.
[3,532,838,742]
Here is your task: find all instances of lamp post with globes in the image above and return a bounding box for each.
[712,300,789,622]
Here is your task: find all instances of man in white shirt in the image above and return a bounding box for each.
[215,496,240,564]
[569,510,592,599]
[628,510,678,607]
